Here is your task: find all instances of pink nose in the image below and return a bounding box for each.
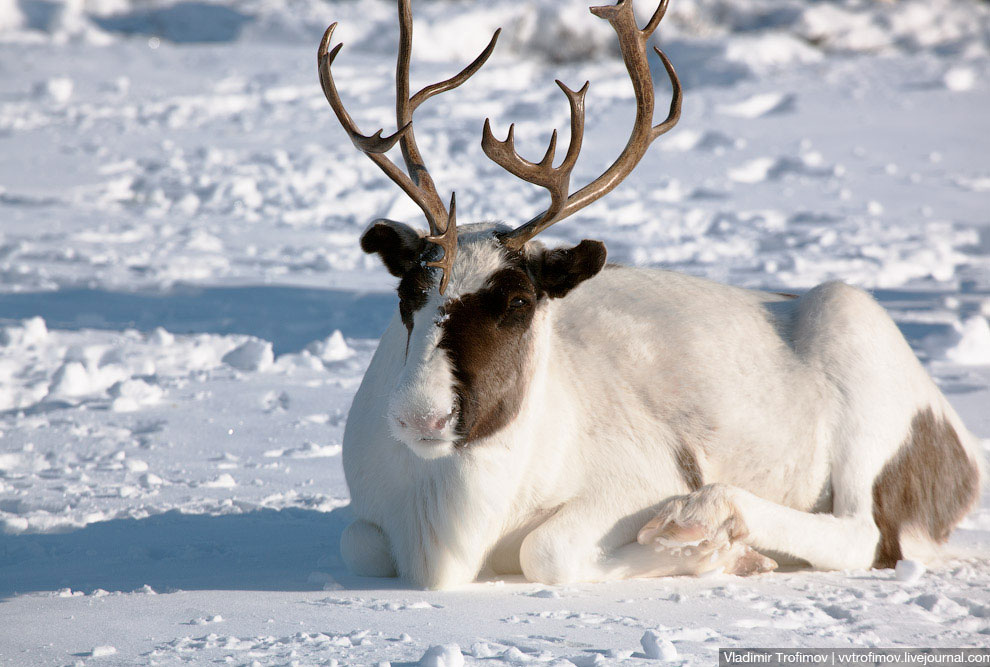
[396,413,452,436]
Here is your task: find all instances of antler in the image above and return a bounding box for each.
[482,80,589,233]
[490,0,682,250]
[317,0,500,293]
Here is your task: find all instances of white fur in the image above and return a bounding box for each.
[341,230,985,588]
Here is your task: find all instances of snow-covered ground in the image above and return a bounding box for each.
[1,0,989,664]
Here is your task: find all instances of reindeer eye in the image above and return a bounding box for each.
[508,297,529,309]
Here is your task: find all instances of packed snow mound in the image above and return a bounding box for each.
[944,317,990,365]
[0,317,275,412]
[0,314,363,535]
[418,644,465,667]
[222,339,274,372]
[306,330,355,364]
[641,630,679,660]
[895,559,926,583]
[3,0,989,65]
[0,316,47,347]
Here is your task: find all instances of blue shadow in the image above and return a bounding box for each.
[0,286,396,355]
[0,506,400,599]
[91,2,252,43]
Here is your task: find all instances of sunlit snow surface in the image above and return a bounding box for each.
[1,0,989,664]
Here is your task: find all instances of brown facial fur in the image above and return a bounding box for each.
[439,264,538,443]
[366,232,607,445]
[397,266,432,335]
[872,407,980,568]
[360,220,439,337]
[437,239,606,444]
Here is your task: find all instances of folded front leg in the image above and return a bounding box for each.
[638,484,778,576]
[639,483,880,572]
[518,497,769,584]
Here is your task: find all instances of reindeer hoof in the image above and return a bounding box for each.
[639,519,707,545]
[725,545,778,576]
[637,485,776,577]
[638,484,748,548]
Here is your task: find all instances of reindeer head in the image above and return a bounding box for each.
[319,0,680,458]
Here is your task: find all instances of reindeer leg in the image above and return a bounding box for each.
[341,519,397,578]
[517,498,753,584]
[639,483,881,572]
[638,485,778,575]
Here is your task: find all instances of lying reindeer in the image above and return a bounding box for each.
[320,0,984,588]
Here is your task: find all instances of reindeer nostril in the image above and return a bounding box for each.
[395,413,452,436]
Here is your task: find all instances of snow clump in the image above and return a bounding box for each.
[641,630,678,660]
[222,339,274,371]
[0,317,48,347]
[944,67,977,92]
[944,317,990,365]
[418,644,464,667]
[306,330,354,363]
[895,559,926,583]
[109,379,164,412]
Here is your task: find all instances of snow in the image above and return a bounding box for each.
[0,0,989,664]
[419,644,466,667]
[222,338,274,372]
[894,560,926,584]
[716,92,796,119]
[944,67,977,92]
[641,631,679,661]
[88,646,118,658]
[944,317,990,366]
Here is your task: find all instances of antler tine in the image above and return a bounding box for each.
[318,24,423,205]
[483,79,589,248]
[319,26,410,155]
[651,45,682,138]
[395,0,500,235]
[394,0,444,232]
[641,0,670,39]
[496,0,682,249]
[409,28,502,113]
[320,3,502,295]
[424,193,458,294]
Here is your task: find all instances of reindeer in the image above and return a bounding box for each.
[320,0,985,589]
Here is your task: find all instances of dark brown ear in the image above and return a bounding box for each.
[536,239,607,299]
[360,219,426,277]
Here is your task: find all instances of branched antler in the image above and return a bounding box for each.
[490,0,681,250]
[318,0,500,293]
[482,80,589,232]
[319,0,681,289]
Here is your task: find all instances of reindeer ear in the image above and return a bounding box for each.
[360,219,426,277]
[536,239,607,299]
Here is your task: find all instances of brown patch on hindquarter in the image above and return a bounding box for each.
[872,408,980,568]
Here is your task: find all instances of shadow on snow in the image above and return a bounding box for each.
[91,2,252,43]
[0,506,406,600]
[0,285,396,355]
[18,0,253,43]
